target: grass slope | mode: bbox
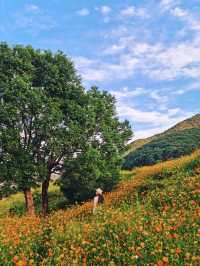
[0,151,200,265]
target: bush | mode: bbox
[60,147,121,203]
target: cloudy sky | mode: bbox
[0,0,200,139]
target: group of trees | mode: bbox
[123,127,200,170]
[0,43,132,216]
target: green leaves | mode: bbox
[0,43,133,213]
[61,88,132,203]
[0,43,85,198]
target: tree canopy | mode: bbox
[0,43,132,215]
[61,88,132,203]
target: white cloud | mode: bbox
[143,43,200,80]
[117,104,184,126]
[120,6,149,18]
[133,126,167,140]
[171,7,200,32]
[25,4,39,12]
[74,3,200,84]
[174,81,200,95]
[160,0,179,11]
[172,7,188,18]
[111,87,146,99]
[103,44,125,55]
[132,108,193,139]
[149,91,169,110]
[121,6,135,17]
[74,55,138,82]
[136,8,149,19]
[116,101,193,139]
[101,6,111,15]
[77,8,90,16]
[77,33,200,82]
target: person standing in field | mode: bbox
[93,188,104,214]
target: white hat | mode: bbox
[96,188,103,194]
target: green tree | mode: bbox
[61,87,132,203]
[0,43,87,215]
[0,43,132,215]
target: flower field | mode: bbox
[0,151,200,265]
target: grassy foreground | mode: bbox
[0,151,200,265]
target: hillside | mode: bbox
[0,150,200,265]
[123,114,200,169]
[126,113,200,155]
[123,127,200,169]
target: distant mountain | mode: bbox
[125,114,200,155]
[123,114,200,169]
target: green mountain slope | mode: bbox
[126,113,200,155]
[123,114,200,169]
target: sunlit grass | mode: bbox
[0,183,61,217]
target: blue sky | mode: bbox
[0,0,200,139]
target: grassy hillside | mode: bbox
[125,113,200,155]
[0,150,200,265]
[123,127,200,169]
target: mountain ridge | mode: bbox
[126,113,200,155]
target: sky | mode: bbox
[0,0,200,140]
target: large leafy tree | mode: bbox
[0,43,132,216]
[61,87,132,203]
[0,43,87,215]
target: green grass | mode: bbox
[0,183,67,217]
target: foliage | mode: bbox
[0,43,132,214]
[0,150,199,265]
[123,127,200,170]
[0,42,86,213]
[61,88,132,203]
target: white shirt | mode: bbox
[93,196,99,213]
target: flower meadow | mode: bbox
[0,151,200,265]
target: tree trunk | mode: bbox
[41,174,51,217]
[23,188,35,216]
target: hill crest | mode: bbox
[126,113,200,154]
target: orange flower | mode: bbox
[162,256,169,263]
[83,256,87,266]
[162,205,170,212]
[13,256,19,264]
[15,260,27,266]
[157,260,164,266]
[155,224,163,233]
[48,249,53,257]
[175,247,181,254]
[167,233,178,239]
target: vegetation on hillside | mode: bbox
[125,113,200,155]
[123,127,200,170]
[0,151,199,265]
